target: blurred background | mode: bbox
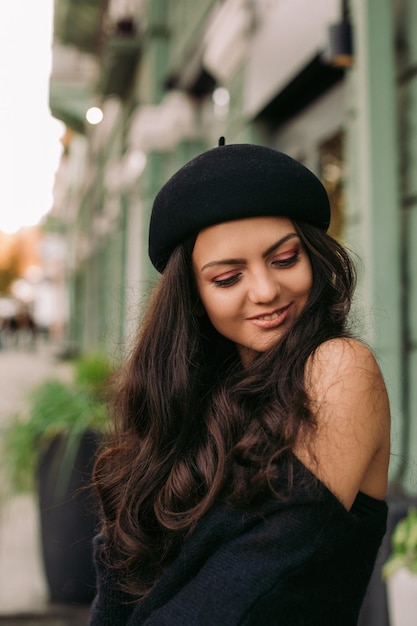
[0,0,416,624]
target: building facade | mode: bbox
[49,2,417,620]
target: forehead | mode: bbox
[192,216,297,258]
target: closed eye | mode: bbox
[271,253,300,268]
[212,273,242,287]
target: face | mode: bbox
[192,216,313,366]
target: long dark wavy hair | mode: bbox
[93,221,356,599]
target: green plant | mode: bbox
[383,508,417,579]
[73,352,114,395]
[2,353,113,493]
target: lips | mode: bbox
[247,304,292,329]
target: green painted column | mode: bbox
[399,0,417,496]
[139,150,169,287]
[348,0,403,484]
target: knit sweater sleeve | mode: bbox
[88,534,135,626]
[88,459,387,626]
[125,488,386,626]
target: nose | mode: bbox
[248,268,281,304]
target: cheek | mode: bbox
[304,272,313,295]
[296,261,313,295]
[286,265,312,312]
[199,289,238,327]
[201,293,228,320]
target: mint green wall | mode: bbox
[98,213,126,360]
[67,105,127,357]
[167,0,215,73]
[125,0,171,305]
[397,0,417,494]
[347,0,403,485]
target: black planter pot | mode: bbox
[37,430,100,604]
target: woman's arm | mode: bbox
[89,534,134,626]
[295,337,391,510]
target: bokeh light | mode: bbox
[86,107,104,125]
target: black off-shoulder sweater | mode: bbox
[89,458,387,626]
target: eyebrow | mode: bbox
[200,233,299,272]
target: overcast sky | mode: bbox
[0,1,64,234]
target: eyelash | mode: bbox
[272,253,300,268]
[212,253,301,288]
[213,274,242,288]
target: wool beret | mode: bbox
[149,142,330,272]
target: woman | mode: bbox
[90,142,390,625]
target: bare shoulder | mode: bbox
[307,338,388,407]
[296,338,391,509]
[309,336,383,377]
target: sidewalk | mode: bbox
[0,342,89,622]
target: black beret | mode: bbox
[149,142,330,272]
